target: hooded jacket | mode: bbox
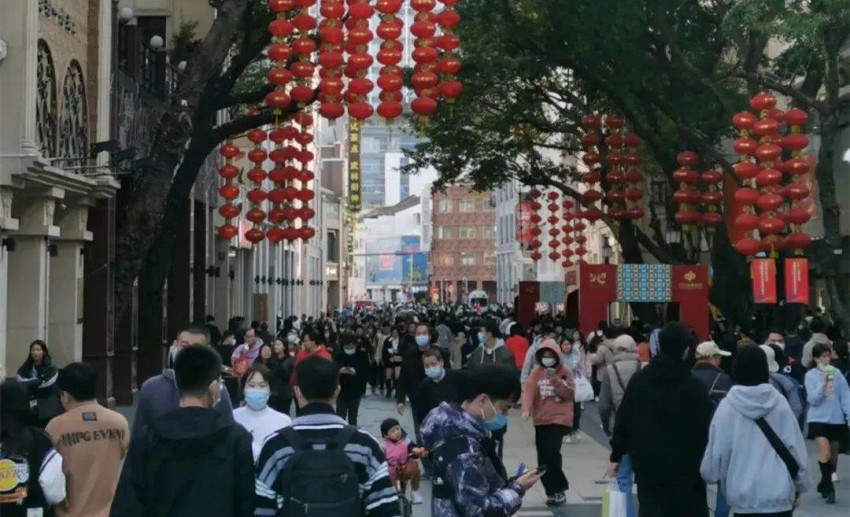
[610,355,713,486]
[467,338,516,372]
[110,407,254,517]
[700,384,809,515]
[521,340,574,427]
[606,343,642,411]
[421,402,523,517]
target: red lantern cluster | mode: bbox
[436,0,462,103]
[317,0,345,120]
[699,168,724,233]
[217,140,241,240]
[289,0,317,107]
[781,108,813,253]
[376,0,404,121]
[579,114,604,225]
[528,188,543,261]
[545,190,561,262]
[295,111,316,241]
[731,92,813,256]
[410,0,439,119]
[672,151,702,230]
[345,0,374,120]
[266,0,295,113]
[560,197,576,268]
[244,132,269,244]
[603,116,644,221]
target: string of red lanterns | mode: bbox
[295,111,316,241]
[317,0,345,120]
[410,0,439,118]
[546,190,561,262]
[672,151,702,245]
[699,167,724,240]
[436,0,462,102]
[561,197,575,268]
[345,0,374,120]
[580,114,604,227]
[528,188,543,261]
[375,0,404,121]
[781,108,813,253]
[217,140,241,240]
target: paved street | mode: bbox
[116,394,850,517]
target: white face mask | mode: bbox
[541,357,557,367]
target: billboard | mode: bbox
[365,236,427,284]
[348,119,361,212]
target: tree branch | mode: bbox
[217,84,273,109]
[735,71,825,112]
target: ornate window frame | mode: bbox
[58,60,88,162]
[36,39,58,157]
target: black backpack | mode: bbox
[277,426,362,517]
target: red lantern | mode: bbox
[218,224,238,240]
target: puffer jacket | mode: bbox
[591,340,615,382]
[521,340,575,427]
[421,403,523,517]
[607,350,642,410]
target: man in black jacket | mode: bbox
[691,341,734,405]
[111,346,254,517]
[608,322,713,517]
[395,323,432,414]
[411,348,462,427]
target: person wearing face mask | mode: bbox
[233,365,291,461]
[131,326,234,442]
[520,339,574,507]
[421,366,541,517]
[111,345,254,516]
[467,320,517,372]
[334,334,370,425]
[805,342,850,504]
[396,324,441,416]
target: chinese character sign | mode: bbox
[348,119,361,212]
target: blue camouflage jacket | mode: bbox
[421,402,523,517]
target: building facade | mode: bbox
[430,185,497,302]
[0,0,119,387]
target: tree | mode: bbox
[114,0,299,347]
[408,0,850,334]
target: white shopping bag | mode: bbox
[601,481,629,517]
[574,374,595,402]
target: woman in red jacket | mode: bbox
[505,322,530,370]
[521,338,575,507]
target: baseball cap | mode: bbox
[695,341,731,359]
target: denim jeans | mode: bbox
[617,454,637,517]
[714,486,729,517]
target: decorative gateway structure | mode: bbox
[216,0,464,249]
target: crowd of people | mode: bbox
[1,302,849,517]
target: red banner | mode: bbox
[578,263,617,337]
[671,265,710,340]
[517,281,540,329]
[784,258,809,304]
[724,175,746,245]
[516,202,535,246]
[752,258,777,304]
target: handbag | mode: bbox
[601,480,629,517]
[574,374,595,403]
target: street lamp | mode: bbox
[118,6,134,23]
[149,35,164,50]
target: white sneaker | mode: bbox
[832,472,839,483]
[412,491,423,504]
[563,434,574,444]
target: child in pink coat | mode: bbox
[521,338,575,507]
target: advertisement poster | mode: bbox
[751,258,777,304]
[784,258,810,304]
[365,236,427,284]
[516,201,534,247]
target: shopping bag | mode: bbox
[574,375,595,403]
[601,481,629,517]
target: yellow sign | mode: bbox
[348,119,362,213]
[0,458,28,502]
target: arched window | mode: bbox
[36,39,58,157]
[59,60,88,162]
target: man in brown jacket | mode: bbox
[46,363,129,517]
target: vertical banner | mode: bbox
[578,263,617,337]
[347,119,361,212]
[751,258,777,304]
[724,175,746,245]
[516,201,534,248]
[671,265,710,340]
[516,281,541,328]
[784,258,810,304]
